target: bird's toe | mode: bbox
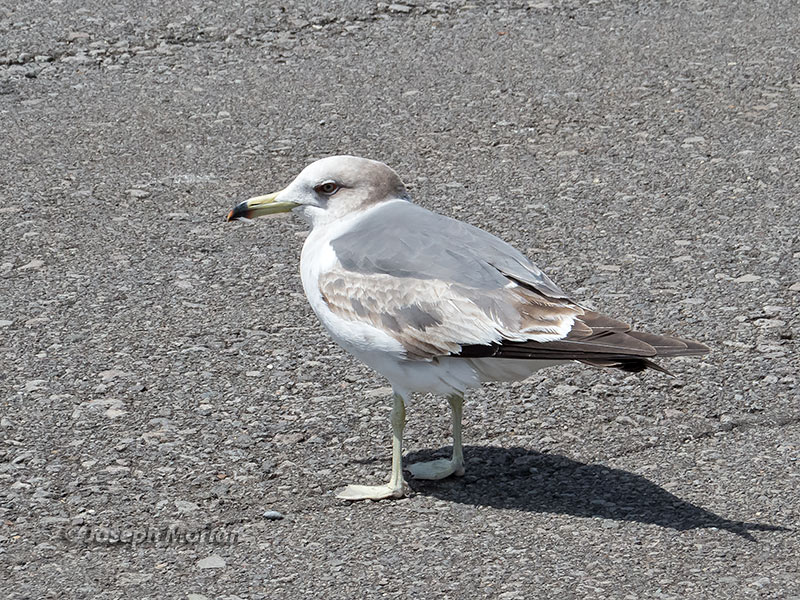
[336,483,405,501]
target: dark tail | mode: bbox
[457,311,709,375]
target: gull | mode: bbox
[226,156,709,501]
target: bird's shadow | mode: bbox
[405,445,788,541]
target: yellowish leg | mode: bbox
[337,391,407,500]
[408,393,466,480]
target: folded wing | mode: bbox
[322,201,709,370]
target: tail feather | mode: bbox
[456,311,709,375]
[578,357,674,375]
[628,330,710,356]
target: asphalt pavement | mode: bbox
[1,1,798,598]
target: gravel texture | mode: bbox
[1,1,798,598]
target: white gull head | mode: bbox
[256,155,411,229]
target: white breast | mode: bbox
[300,208,408,359]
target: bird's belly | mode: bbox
[336,353,564,398]
[356,353,483,397]
[464,357,565,382]
[304,302,472,396]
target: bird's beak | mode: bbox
[226,190,298,221]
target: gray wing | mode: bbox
[322,201,583,359]
[329,201,568,299]
[323,202,709,368]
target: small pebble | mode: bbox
[734,274,760,283]
[197,555,226,569]
[175,500,200,513]
[19,259,44,271]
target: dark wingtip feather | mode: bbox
[682,339,711,354]
[636,359,674,376]
[628,331,710,357]
[579,358,675,376]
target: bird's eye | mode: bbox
[315,181,339,195]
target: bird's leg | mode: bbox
[336,392,407,501]
[449,393,465,475]
[408,393,466,480]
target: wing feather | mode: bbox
[318,268,582,360]
[320,201,709,370]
